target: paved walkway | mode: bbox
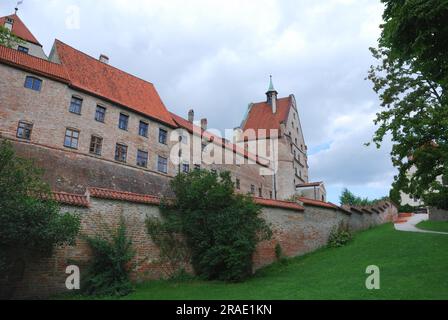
[394,214,448,235]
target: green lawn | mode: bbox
[69,224,448,300]
[417,220,448,233]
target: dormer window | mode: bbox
[6,17,14,24]
[18,46,29,54]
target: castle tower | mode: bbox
[266,76,278,114]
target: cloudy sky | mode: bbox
[1,0,396,203]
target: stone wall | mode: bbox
[9,192,397,299]
[429,207,448,221]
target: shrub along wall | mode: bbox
[11,188,397,299]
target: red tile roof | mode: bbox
[52,192,89,207]
[298,197,338,210]
[254,197,304,212]
[242,96,292,139]
[170,112,269,167]
[88,187,162,205]
[54,40,176,127]
[0,14,41,46]
[0,45,69,82]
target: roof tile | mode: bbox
[0,45,69,82]
[54,40,176,127]
[254,197,304,212]
[298,197,338,210]
[52,192,89,207]
[242,97,292,138]
[88,187,162,205]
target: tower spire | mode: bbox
[268,75,276,92]
[266,75,278,114]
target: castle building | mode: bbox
[237,76,313,200]
[0,13,324,201]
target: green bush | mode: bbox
[150,170,272,282]
[0,141,80,299]
[328,223,353,248]
[82,218,135,297]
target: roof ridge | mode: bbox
[88,187,160,198]
[252,96,291,106]
[55,39,156,87]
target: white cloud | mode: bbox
[1,0,395,201]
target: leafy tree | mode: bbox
[339,188,384,207]
[368,0,448,209]
[151,170,272,282]
[0,141,80,298]
[0,25,24,48]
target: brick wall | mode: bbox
[8,193,397,299]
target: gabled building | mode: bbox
[0,13,46,59]
[236,77,324,200]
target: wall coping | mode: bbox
[50,188,305,212]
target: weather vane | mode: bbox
[15,0,24,14]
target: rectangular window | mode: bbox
[159,128,168,145]
[115,144,128,163]
[137,150,148,168]
[16,121,33,140]
[139,121,149,138]
[157,156,168,173]
[89,136,103,156]
[69,96,83,115]
[18,46,29,54]
[95,106,106,123]
[236,179,241,190]
[64,128,79,149]
[182,163,190,173]
[24,76,42,91]
[119,113,129,131]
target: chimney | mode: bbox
[99,54,109,64]
[188,109,195,123]
[233,127,243,143]
[271,96,277,114]
[201,118,208,131]
[4,17,13,31]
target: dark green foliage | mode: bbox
[0,141,80,297]
[82,218,135,297]
[152,170,272,282]
[381,0,448,90]
[339,188,386,206]
[328,223,352,248]
[368,1,448,209]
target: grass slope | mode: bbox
[417,221,448,233]
[69,224,448,300]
